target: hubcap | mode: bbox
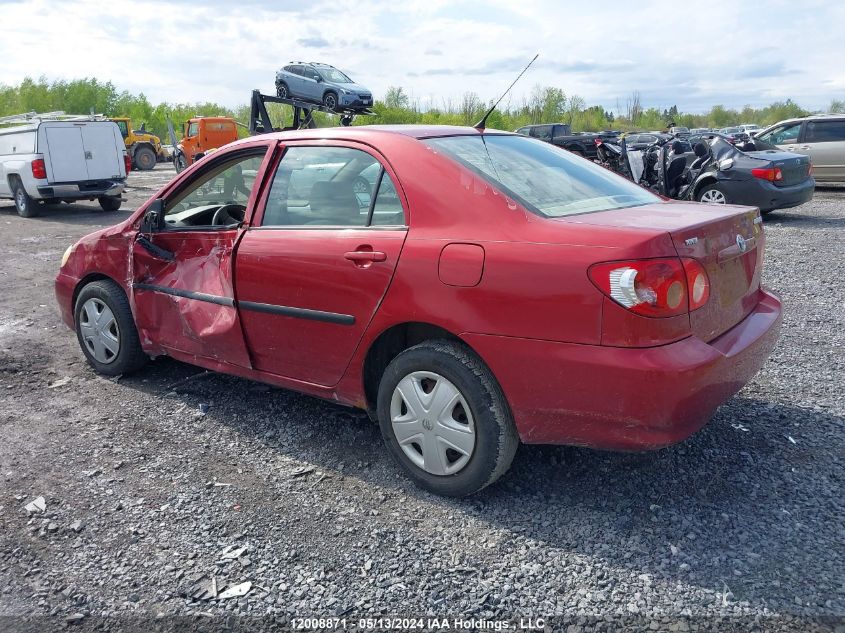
[326,95,336,109]
[79,298,120,364]
[700,189,726,204]
[390,371,476,476]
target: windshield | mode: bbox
[318,68,352,83]
[424,134,660,218]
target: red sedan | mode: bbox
[55,126,782,496]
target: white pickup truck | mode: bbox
[0,117,129,217]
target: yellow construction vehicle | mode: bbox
[110,118,165,171]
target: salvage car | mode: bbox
[56,126,782,496]
[275,62,373,113]
[677,134,814,212]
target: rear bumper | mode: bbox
[37,180,124,200]
[463,289,782,450]
[722,177,814,212]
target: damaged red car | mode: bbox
[56,126,782,496]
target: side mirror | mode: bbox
[141,198,164,233]
[718,158,734,171]
[314,75,322,82]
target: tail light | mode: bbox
[751,166,783,182]
[31,158,46,179]
[682,258,710,311]
[123,153,132,174]
[594,138,602,146]
[588,257,710,317]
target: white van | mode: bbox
[0,116,128,217]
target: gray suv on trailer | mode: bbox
[275,63,373,113]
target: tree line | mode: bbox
[2,76,843,140]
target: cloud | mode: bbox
[297,36,331,48]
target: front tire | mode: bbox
[323,91,338,111]
[12,179,39,218]
[377,340,518,497]
[174,152,187,173]
[75,280,147,376]
[134,146,156,171]
[98,196,121,212]
[697,183,729,205]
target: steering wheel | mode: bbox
[212,204,245,227]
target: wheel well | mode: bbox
[324,89,338,100]
[693,176,718,198]
[362,322,463,416]
[72,273,119,313]
[7,173,21,189]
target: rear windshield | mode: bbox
[424,134,659,217]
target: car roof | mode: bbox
[227,125,511,147]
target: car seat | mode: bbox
[688,142,710,172]
[665,154,688,197]
[308,180,362,225]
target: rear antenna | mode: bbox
[474,53,539,131]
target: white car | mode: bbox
[0,114,128,217]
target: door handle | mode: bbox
[345,250,386,263]
[799,146,810,150]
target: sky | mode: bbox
[0,0,843,115]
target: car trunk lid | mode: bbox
[562,202,765,341]
[746,150,812,186]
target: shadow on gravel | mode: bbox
[108,356,843,614]
[0,202,133,227]
[764,209,844,228]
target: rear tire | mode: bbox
[376,340,518,497]
[134,146,156,171]
[697,183,729,205]
[74,280,148,376]
[98,196,122,212]
[276,82,289,99]
[12,178,39,218]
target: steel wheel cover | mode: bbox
[79,298,120,364]
[700,189,727,204]
[390,371,476,476]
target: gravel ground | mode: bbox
[0,165,842,632]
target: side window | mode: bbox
[370,172,405,226]
[262,146,405,228]
[263,146,377,226]
[533,126,553,141]
[116,121,128,137]
[186,122,199,137]
[164,152,265,228]
[805,121,845,143]
[761,123,800,144]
